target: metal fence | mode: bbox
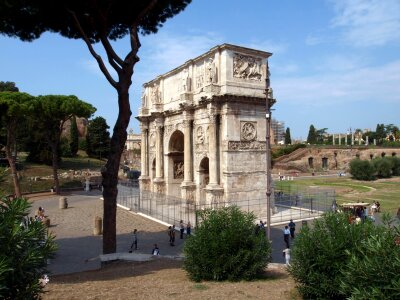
[117,180,335,228]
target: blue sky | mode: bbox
[1,0,399,140]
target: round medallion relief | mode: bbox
[241,122,256,141]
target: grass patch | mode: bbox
[275,176,400,214]
[0,155,104,195]
[193,283,208,290]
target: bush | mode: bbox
[349,158,375,180]
[289,212,376,299]
[389,156,400,176]
[372,157,392,178]
[339,216,400,300]
[183,206,271,281]
[0,197,57,299]
[272,144,306,160]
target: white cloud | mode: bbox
[139,31,224,77]
[247,40,288,55]
[314,54,368,72]
[331,0,400,46]
[274,60,400,105]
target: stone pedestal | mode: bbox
[180,182,197,204]
[139,176,151,191]
[153,178,165,194]
[59,197,68,209]
[205,185,224,207]
[93,216,102,235]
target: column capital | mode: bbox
[154,117,164,129]
[140,123,149,131]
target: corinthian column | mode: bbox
[183,118,193,183]
[140,123,149,177]
[155,118,164,179]
[208,107,219,186]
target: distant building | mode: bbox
[125,129,141,151]
[271,119,285,145]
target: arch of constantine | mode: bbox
[137,44,273,207]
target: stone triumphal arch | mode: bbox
[137,44,273,207]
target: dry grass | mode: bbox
[43,259,300,300]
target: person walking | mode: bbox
[282,247,291,266]
[129,229,138,252]
[288,219,296,239]
[168,225,175,246]
[283,226,290,248]
[186,221,192,236]
[179,220,185,239]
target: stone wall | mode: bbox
[274,147,400,172]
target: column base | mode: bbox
[139,176,151,191]
[205,185,224,208]
[153,178,165,194]
[180,181,197,204]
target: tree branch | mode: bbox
[68,9,118,89]
[125,0,158,65]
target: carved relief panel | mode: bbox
[233,53,262,81]
[151,83,161,104]
[195,64,204,89]
[240,121,257,141]
[174,161,184,179]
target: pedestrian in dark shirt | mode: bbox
[288,219,296,239]
[129,229,138,252]
[179,220,185,239]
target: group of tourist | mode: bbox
[282,219,296,266]
[128,220,192,254]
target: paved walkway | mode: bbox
[29,191,307,276]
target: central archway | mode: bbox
[167,130,184,198]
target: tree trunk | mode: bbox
[50,141,60,194]
[102,87,131,254]
[6,123,22,197]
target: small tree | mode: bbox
[349,158,375,180]
[289,212,376,299]
[30,95,96,193]
[389,156,400,176]
[0,197,57,299]
[86,117,111,160]
[339,216,400,300]
[184,206,271,282]
[0,81,19,92]
[0,92,35,197]
[285,127,292,145]
[307,125,317,144]
[69,116,79,156]
[372,157,392,178]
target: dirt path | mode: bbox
[43,259,299,300]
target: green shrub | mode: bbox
[349,158,375,180]
[183,206,271,281]
[272,144,306,160]
[0,197,57,299]
[389,156,400,176]
[289,212,376,299]
[372,157,392,178]
[339,216,400,300]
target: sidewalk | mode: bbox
[30,191,301,275]
[29,191,186,275]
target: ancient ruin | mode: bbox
[137,44,273,207]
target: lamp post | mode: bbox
[265,82,276,241]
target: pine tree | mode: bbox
[285,127,292,145]
[307,125,317,144]
[69,116,79,156]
